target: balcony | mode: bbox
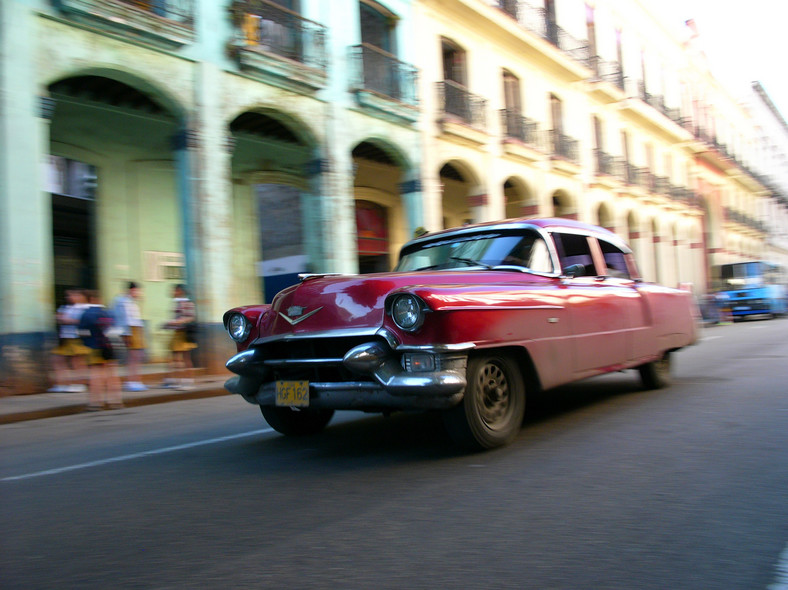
[348,44,419,124]
[594,149,616,176]
[501,110,542,146]
[437,80,487,129]
[509,2,589,67]
[228,0,327,93]
[53,0,195,48]
[549,130,580,167]
[724,207,766,233]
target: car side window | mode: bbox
[599,239,631,279]
[503,232,554,273]
[552,232,595,276]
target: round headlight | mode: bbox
[392,294,424,331]
[227,313,251,342]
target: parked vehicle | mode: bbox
[223,218,698,450]
[712,261,788,320]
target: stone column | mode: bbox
[186,62,237,372]
[399,177,423,238]
[0,0,56,393]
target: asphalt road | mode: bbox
[2,319,788,589]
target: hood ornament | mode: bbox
[279,306,323,326]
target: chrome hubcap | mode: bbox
[476,362,510,427]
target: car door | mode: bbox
[551,231,644,376]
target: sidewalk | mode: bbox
[0,369,232,425]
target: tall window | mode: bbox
[442,38,466,86]
[550,94,564,155]
[359,1,399,98]
[360,1,395,53]
[622,130,631,182]
[545,0,558,46]
[503,70,521,113]
[586,4,598,75]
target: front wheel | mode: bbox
[261,406,335,436]
[442,353,526,451]
[638,352,672,389]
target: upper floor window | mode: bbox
[442,38,467,86]
[360,0,396,54]
[503,70,521,113]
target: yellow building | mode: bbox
[413,0,769,291]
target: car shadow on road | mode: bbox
[218,371,651,472]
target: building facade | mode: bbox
[0,0,778,393]
[747,82,788,271]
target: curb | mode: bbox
[0,388,230,425]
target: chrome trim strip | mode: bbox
[263,358,343,367]
[250,326,380,346]
[394,343,476,352]
[424,304,564,312]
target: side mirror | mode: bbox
[562,263,586,278]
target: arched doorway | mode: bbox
[228,110,316,302]
[352,140,409,273]
[597,202,615,232]
[503,176,535,219]
[552,190,576,219]
[47,73,182,361]
[440,160,479,229]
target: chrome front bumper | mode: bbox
[224,340,469,411]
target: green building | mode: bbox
[0,0,422,393]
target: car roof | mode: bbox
[405,217,629,251]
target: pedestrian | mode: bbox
[48,289,90,393]
[163,284,198,390]
[79,290,123,410]
[112,281,147,392]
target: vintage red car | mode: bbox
[223,218,698,450]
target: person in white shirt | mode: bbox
[112,282,147,392]
[49,289,90,393]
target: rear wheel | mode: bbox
[260,406,335,436]
[638,352,672,389]
[442,353,526,451]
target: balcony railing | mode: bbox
[594,149,618,176]
[507,1,589,66]
[349,44,418,106]
[549,130,580,164]
[54,0,195,46]
[724,207,766,233]
[437,80,487,129]
[595,57,625,91]
[229,0,327,72]
[115,0,193,23]
[501,109,543,148]
[498,0,518,19]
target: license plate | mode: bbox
[276,380,309,407]
[734,306,750,311]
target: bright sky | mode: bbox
[656,0,788,121]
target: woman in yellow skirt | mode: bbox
[49,289,91,393]
[164,284,198,390]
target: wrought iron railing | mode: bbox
[595,57,624,91]
[115,0,194,24]
[349,44,418,106]
[594,149,615,176]
[654,176,671,195]
[500,109,543,147]
[509,1,589,66]
[724,207,766,232]
[229,0,327,71]
[498,0,518,19]
[437,80,487,129]
[549,130,580,164]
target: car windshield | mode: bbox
[396,229,554,273]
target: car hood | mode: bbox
[267,270,554,336]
